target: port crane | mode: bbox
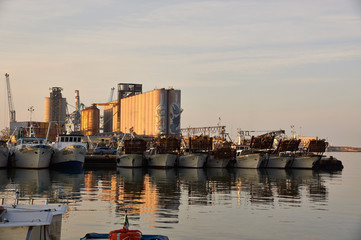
[5,73,16,123]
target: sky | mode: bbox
[0,0,360,146]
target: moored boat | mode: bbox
[234,151,266,168]
[234,135,273,168]
[11,137,53,169]
[80,210,169,240]
[288,139,326,169]
[51,133,87,169]
[206,138,235,168]
[263,138,300,169]
[147,136,180,168]
[116,137,147,168]
[0,203,67,240]
[178,135,211,168]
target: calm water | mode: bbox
[0,152,360,240]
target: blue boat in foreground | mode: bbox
[80,211,169,240]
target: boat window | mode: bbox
[77,137,81,142]
[69,137,73,142]
[61,137,64,142]
[65,137,69,142]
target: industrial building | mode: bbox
[81,83,181,137]
[9,87,67,142]
[44,87,67,124]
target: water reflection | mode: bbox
[0,167,339,229]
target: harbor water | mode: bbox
[0,152,360,240]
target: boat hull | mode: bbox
[148,154,177,168]
[206,156,230,168]
[116,154,144,168]
[264,154,293,169]
[234,153,264,168]
[289,155,321,169]
[0,146,9,168]
[0,204,66,240]
[178,153,207,168]
[13,145,52,169]
[51,145,86,169]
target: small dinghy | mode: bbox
[80,211,169,240]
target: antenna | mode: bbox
[28,106,34,122]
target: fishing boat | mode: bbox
[0,140,9,168]
[263,138,300,169]
[178,135,211,168]
[10,132,53,169]
[233,135,273,168]
[234,150,267,168]
[0,203,67,240]
[80,211,169,240]
[9,125,53,169]
[116,137,147,168]
[288,139,326,169]
[147,136,180,168]
[206,138,235,168]
[51,133,87,169]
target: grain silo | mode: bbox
[116,88,181,136]
[44,87,67,123]
[81,104,100,136]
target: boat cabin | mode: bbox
[16,137,47,146]
[57,135,84,143]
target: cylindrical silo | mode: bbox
[81,105,100,136]
[167,89,181,135]
[44,87,67,124]
[44,97,51,122]
[154,89,167,136]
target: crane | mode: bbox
[5,73,16,123]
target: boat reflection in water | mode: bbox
[0,165,338,238]
[0,169,9,189]
[9,169,51,195]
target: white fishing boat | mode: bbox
[233,134,274,168]
[289,154,321,169]
[263,139,300,169]
[116,137,146,168]
[178,135,211,168]
[117,153,145,168]
[205,139,234,168]
[234,150,266,168]
[51,133,87,169]
[148,153,178,168]
[206,154,230,168]
[264,153,293,168]
[11,137,53,169]
[147,136,180,168]
[288,139,326,169]
[0,203,67,240]
[178,152,208,168]
[0,140,9,168]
